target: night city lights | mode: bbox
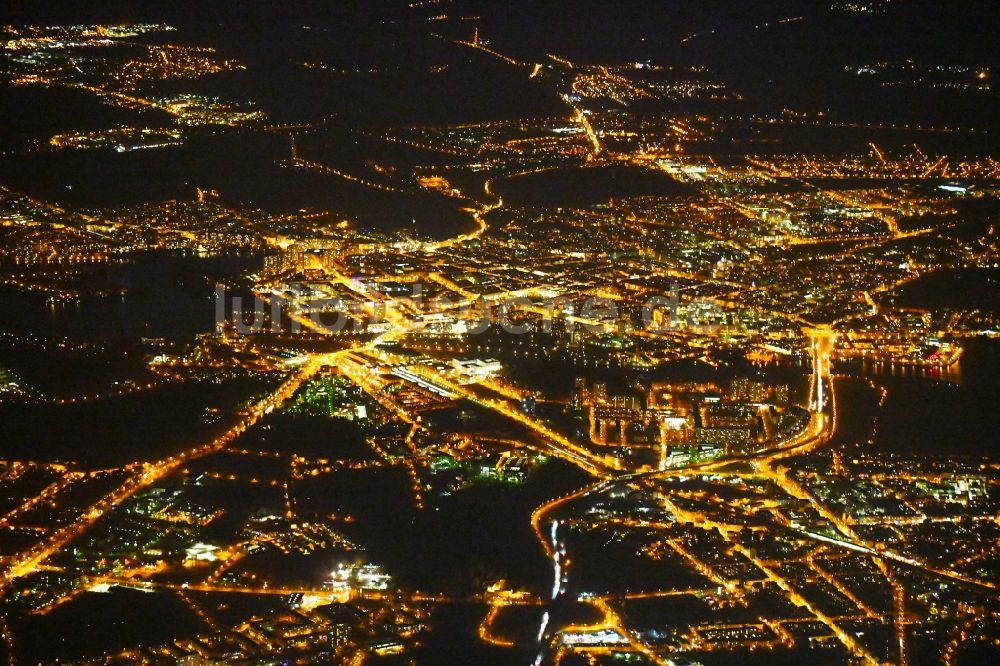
[0,2,997,665]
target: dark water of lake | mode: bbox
[831,338,1000,456]
[0,252,259,343]
[494,165,696,209]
